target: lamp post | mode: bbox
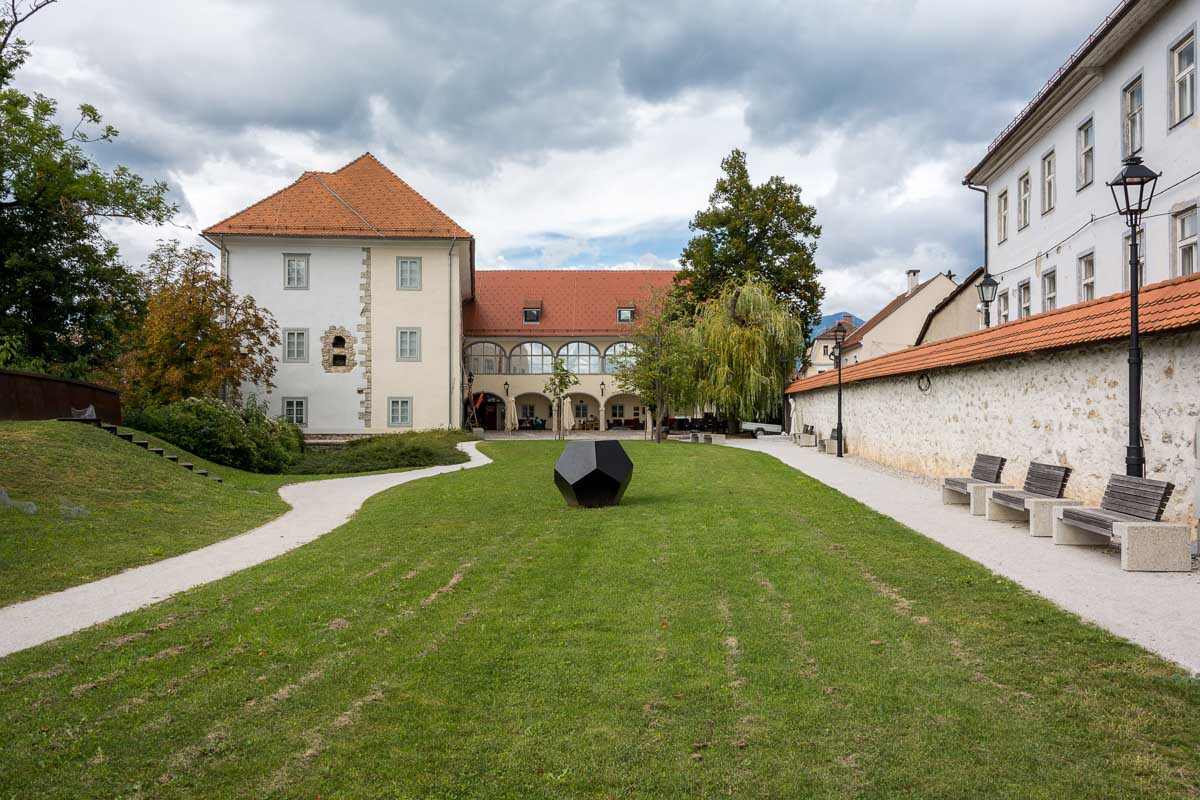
[832,321,846,458]
[1107,154,1160,478]
[976,272,999,328]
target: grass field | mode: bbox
[1,441,1197,798]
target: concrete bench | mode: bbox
[1053,474,1188,571]
[985,462,1079,537]
[793,425,817,447]
[942,454,1006,515]
[819,428,846,455]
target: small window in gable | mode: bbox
[617,307,634,323]
[523,307,542,323]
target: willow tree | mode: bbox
[692,279,803,429]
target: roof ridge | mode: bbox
[310,172,382,236]
[342,152,470,237]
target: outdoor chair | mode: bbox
[1053,474,1189,571]
[942,454,1007,514]
[984,462,1077,536]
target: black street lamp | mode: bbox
[976,272,1000,328]
[503,381,510,397]
[832,321,847,458]
[1107,154,1160,478]
[600,381,606,397]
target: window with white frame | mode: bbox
[997,190,1009,242]
[1124,77,1144,154]
[1079,253,1096,301]
[559,341,602,374]
[604,341,635,374]
[1077,118,1094,189]
[283,329,308,362]
[1124,227,1146,288]
[282,397,307,426]
[1172,34,1195,126]
[1042,270,1057,311]
[998,290,1010,323]
[1177,207,1197,276]
[396,257,421,290]
[610,403,625,419]
[519,402,536,419]
[1018,280,1032,318]
[510,342,553,374]
[1041,151,1056,213]
[396,328,421,361]
[573,400,588,419]
[465,342,505,374]
[284,254,309,289]
[616,307,635,323]
[388,397,412,427]
[1017,172,1031,229]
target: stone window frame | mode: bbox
[1077,250,1096,302]
[1040,148,1056,215]
[1168,26,1196,131]
[387,396,413,427]
[1169,199,1198,277]
[396,257,422,290]
[1017,279,1032,319]
[996,189,1009,243]
[320,326,357,374]
[1121,70,1144,156]
[1017,171,1032,231]
[1076,114,1095,191]
[396,327,421,362]
[997,289,1010,323]
[282,396,308,427]
[283,253,310,290]
[1041,269,1057,312]
[283,328,309,363]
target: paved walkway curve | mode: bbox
[729,439,1200,674]
[0,441,492,659]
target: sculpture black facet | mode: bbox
[553,440,634,508]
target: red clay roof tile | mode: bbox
[787,272,1200,394]
[463,270,677,337]
[203,153,471,239]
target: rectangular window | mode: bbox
[1017,172,1031,229]
[1041,151,1056,213]
[282,397,307,427]
[1079,253,1096,301]
[1077,118,1094,189]
[396,328,421,361]
[519,403,535,419]
[1177,207,1197,276]
[523,307,541,323]
[998,291,1010,323]
[1124,227,1146,288]
[284,254,309,289]
[1018,280,1032,319]
[616,307,634,323]
[1172,34,1195,126]
[573,401,588,419]
[396,257,422,290]
[997,190,1009,242]
[283,329,308,362]
[388,397,412,427]
[822,344,829,356]
[1042,270,1057,311]
[1124,77,1144,155]
[610,403,625,419]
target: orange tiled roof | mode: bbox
[787,272,1200,394]
[203,153,471,239]
[463,270,677,337]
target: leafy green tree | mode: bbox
[1,2,175,376]
[117,241,279,408]
[691,278,803,429]
[675,149,824,341]
[542,356,578,440]
[612,289,699,442]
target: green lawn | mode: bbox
[1,441,1197,798]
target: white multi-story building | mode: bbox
[965,0,1198,319]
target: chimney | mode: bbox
[906,269,920,295]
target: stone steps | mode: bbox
[82,419,226,485]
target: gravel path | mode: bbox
[0,442,492,658]
[729,438,1200,673]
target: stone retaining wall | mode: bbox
[790,329,1200,524]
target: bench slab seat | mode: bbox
[983,463,1076,535]
[942,455,1007,513]
[1053,474,1188,571]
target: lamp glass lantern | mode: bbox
[1107,155,1160,226]
[503,381,510,397]
[976,273,999,305]
[600,381,606,397]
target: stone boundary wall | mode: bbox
[791,329,1200,524]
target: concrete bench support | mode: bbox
[967,482,1006,515]
[1052,507,1191,572]
[793,433,817,447]
[941,486,970,506]
[985,490,1083,537]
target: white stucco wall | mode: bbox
[224,237,366,434]
[791,330,1200,524]
[982,0,1200,314]
[844,274,958,364]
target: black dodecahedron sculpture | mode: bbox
[553,440,634,508]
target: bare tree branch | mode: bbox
[0,0,57,63]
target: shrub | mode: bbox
[127,397,302,473]
[286,429,474,475]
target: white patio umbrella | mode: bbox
[504,395,518,432]
[561,397,576,434]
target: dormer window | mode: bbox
[523,307,541,324]
[616,307,634,323]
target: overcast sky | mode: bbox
[16,0,1114,317]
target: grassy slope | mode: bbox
[0,422,303,606]
[0,441,1197,798]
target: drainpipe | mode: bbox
[447,237,457,428]
[963,180,989,324]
